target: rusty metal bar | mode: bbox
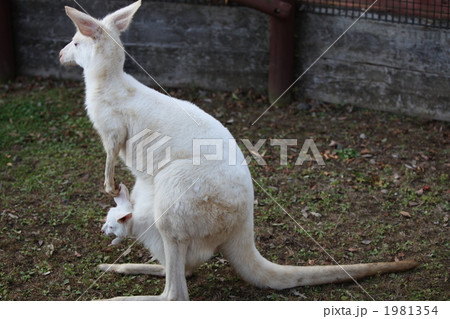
[233,0,295,105]
[234,0,294,18]
[268,0,295,105]
[0,0,15,82]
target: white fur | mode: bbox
[101,183,133,245]
[61,1,418,301]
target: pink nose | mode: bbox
[59,50,63,59]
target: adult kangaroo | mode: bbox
[59,0,418,300]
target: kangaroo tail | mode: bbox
[221,227,418,289]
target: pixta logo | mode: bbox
[193,138,325,166]
[125,129,172,176]
[125,129,324,176]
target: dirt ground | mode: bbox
[0,77,448,300]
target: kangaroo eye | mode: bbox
[74,42,79,47]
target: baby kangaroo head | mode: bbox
[101,183,133,238]
[59,0,141,69]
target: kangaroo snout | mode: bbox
[59,42,77,66]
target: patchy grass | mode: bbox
[0,77,448,301]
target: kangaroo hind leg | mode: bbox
[106,238,190,301]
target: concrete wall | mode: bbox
[11,0,270,90]
[10,0,450,121]
[295,13,450,121]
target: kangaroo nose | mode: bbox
[59,50,63,59]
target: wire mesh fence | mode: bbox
[297,0,450,29]
[146,1,450,29]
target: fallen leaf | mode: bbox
[74,251,82,258]
[361,240,372,245]
[123,247,131,256]
[45,244,55,257]
[310,211,322,218]
[285,247,295,257]
[400,211,412,218]
[348,248,358,252]
[322,150,339,160]
[291,290,307,299]
[329,140,338,147]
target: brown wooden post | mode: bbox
[0,0,15,82]
[233,0,295,105]
[268,0,295,105]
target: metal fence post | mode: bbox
[0,0,15,82]
[234,0,295,106]
[268,0,295,106]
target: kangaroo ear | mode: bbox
[65,6,101,38]
[114,183,131,206]
[102,0,141,32]
[117,212,132,224]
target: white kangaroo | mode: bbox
[60,0,418,301]
[101,183,133,246]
